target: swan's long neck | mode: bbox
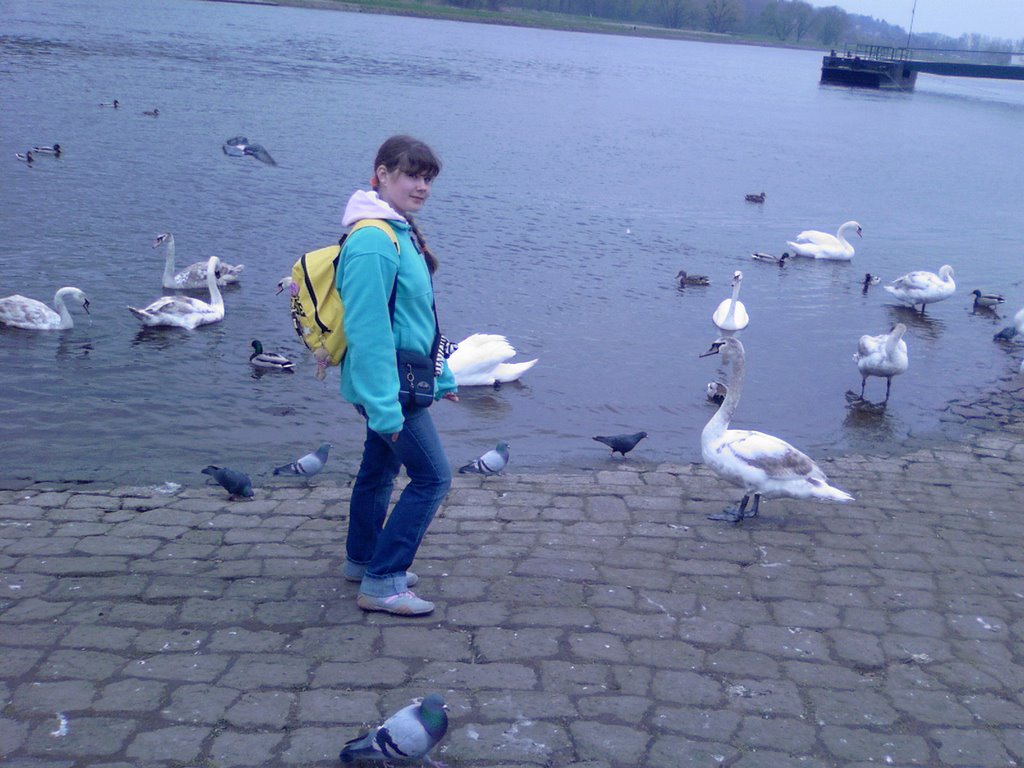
[161,238,176,285]
[885,330,903,355]
[53,289,74,330]
[703,350,744,442]
[207,263,223,307]
[724,280,741,321]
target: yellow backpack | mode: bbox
[289,218,399,380]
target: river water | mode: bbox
[2,0,1022,485]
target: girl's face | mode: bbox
[376,166,433,215]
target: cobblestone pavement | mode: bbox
[2,430,1024,768]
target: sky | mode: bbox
[809,1,1024,41]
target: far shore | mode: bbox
[203,0,827,52]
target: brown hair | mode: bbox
[372,135,441,273]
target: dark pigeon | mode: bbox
[201,465,253,500]
[593,431,648,456]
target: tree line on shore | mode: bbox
[441,0,1024,54]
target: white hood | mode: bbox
[341,189,406,227]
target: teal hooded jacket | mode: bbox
[336,206,456,435]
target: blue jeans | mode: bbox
[346,405,451,597]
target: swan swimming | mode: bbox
[884,265,955,314]
[712,270,749,331]
[154,232,244,289]
[700,337,854,523]
[853,323,908,402]
[787,220,862,260]
[0,287,90,330]
[128,256,225,329]
[447,334,537,387]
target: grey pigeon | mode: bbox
[458,441,509,475]
[339,692,448,766]
[273,442,331,477]
[593,431,647,456]
[201,465,253,500]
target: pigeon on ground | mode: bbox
[273,442,331,477]
[339,693,448,766]
[201,465,254,500]
[458,441,510,475]
[593,431,648,456]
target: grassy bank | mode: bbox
[216,0,825,50]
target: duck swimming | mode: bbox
[745,192,765,204]
[712,270,749,331]
[142,108,160,117]
[971,290,1005,309]
[787,220,862,260]
[884,265,955,314]
[853,323,908,403]
[128,255,225,329]
[751,251,788,265]
[706,380,727,404]
[100,100,119,108]
[700,337,854,523]
[32,144,61,157]
[676,270,710,287]
[862,273,881,294]
[250,340,295,371]
[15,151,33,164]
[0,287,90,330]
[154,232,244,289]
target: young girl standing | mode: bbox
[337,135,458,616]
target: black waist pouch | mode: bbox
[396,349,435,408]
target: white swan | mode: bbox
[700,336,854,522]
[128,256,225,329]
[447,334,537,387]
[787,220,862,260]
[712,270,749,331]
[0,287,90,330]
[154,233,244,289]
[853,323,908,402]
[884,265,955,314]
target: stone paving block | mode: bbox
[820,726,930,764]
[12,681,97,713]
[123,652,230,683]
[219,654,312,689]
[209,731,285,768]
[92,679,166,712]
[0,717,30,758]
[571,720,649,764]
[225,689,295,727]
[474,627,561,661]
[742,625,831,661]
[124,725,206,763]
[807,688,898,727]
[279,726,344,765]
[162,684,240,723]
[737,715,817,752]
[296,688,378,724]
[24,717,135,758]
[417,661,536,690]
[37,650,125,681]
[311,657,408,688]
[645,734,738,768]
[932,727,1013,766]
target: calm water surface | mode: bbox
[2,0,1022,485]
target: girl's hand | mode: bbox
[443,392,459,402]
